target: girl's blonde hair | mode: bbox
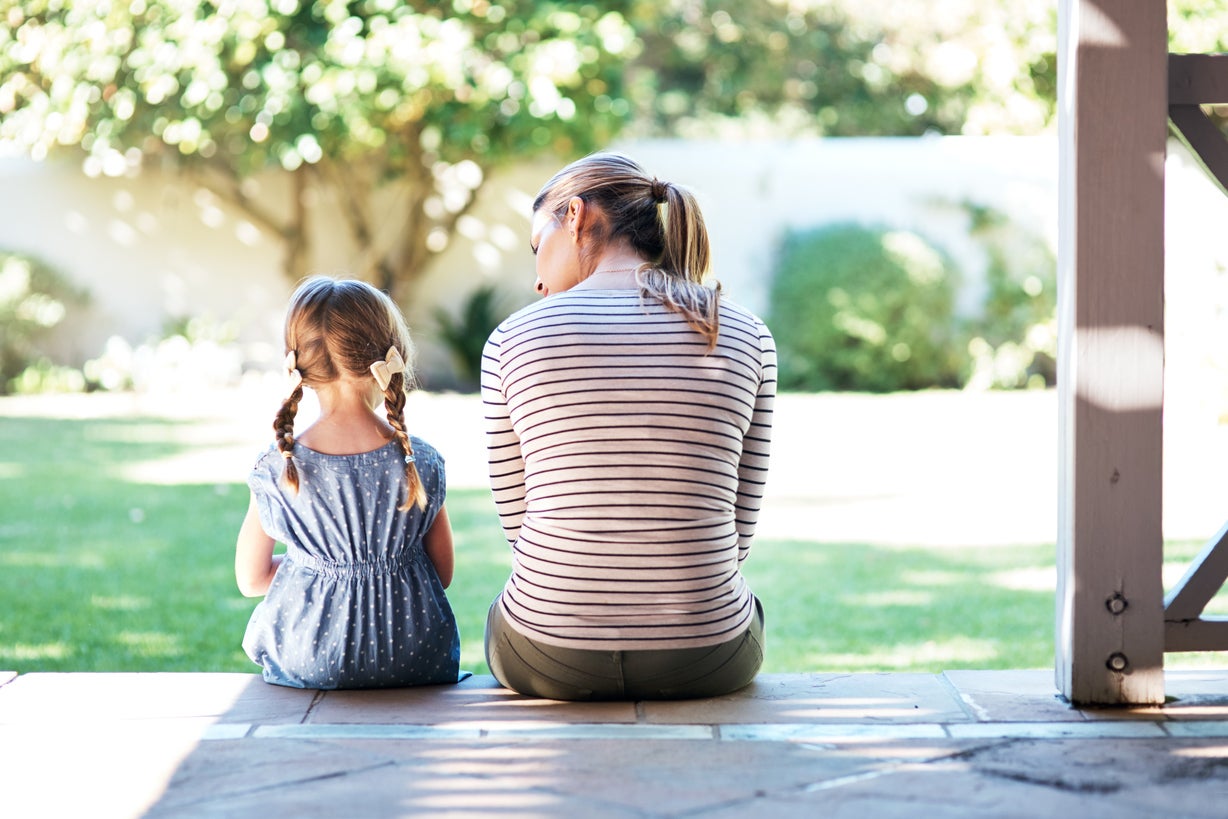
[534,152,721,348]
[276,276,426,510]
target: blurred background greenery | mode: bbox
[2,1,1228,675]
[1,1,1225,394]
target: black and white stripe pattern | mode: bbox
[481,288,776,650]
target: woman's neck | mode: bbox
[576,249,649,290]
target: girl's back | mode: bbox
[242,437,460,689]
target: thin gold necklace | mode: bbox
[590,265,642,276]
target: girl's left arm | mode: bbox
[235,493,282,597]
[424,504,455,588]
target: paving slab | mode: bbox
[1094,669,1228,721]
[941,669,1081,722]
[308,673,638,724]
[2,719,215,819]
[147,736,925,818]
[0,671,312,725]
[641,672,974,725]
[5,669,1228,818]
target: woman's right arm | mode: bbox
[481,331,528,546]
[235,493,282,597]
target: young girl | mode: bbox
[235,276,461,689]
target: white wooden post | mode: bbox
[1055,0,1167,705]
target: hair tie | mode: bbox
[285,351,303,395]
[370,346,406,391]
[650,178,668,203]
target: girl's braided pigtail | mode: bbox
[384,371,426,511]
[276,353,304,493]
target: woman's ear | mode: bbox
[566,197,587,240]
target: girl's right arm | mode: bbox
[235,492,283,597]
[424,504,455,588]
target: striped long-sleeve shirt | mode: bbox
[480,283,776,650]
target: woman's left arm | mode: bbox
[235,493,282,597]
[734,323,778,562]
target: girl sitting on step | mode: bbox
[235,276,462,689]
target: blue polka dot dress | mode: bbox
[241,436,461,689]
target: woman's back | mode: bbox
[483,283,776,650]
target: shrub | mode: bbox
[0,251,89,395]
[962,203,1057,390]
[768,223,970,392]
[433,284,519,391]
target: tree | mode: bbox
[7,0,1143,305]
[621,0,1056,139]
[0,0,638,301]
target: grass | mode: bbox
[1,412,1223,676]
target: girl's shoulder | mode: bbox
[407,435,444,472]
[251,442,281,470]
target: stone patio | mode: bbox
[4,669,1228,817]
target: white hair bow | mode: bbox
[370,347,405,391]
[285,351,303,394]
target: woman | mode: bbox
[480,152,776,700]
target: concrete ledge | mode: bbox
[4,670,1228,818]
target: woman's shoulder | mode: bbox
[717,296,764,324]
[719,297,773,338]
[494,289,639,331]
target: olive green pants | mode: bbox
[484,598,765,701]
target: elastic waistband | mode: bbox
[290,551,422,579]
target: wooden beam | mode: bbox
[1055,0,1167,705]
[1166,618,1228,653]
[1164,520,1228,621]
[1169,106,1228,198]
[1169,53,1228,105]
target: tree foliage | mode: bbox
[623,0,1053,138]
[1,0,639,299]
[17,0,1205,303]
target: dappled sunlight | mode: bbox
[403,789,566,812]
[810,741,967,761]
[396,745,575,812]
[453,697,592,710]
[91,595,148,611]
[418,744,568,769]
[1158,703,1228,718]
[811,637,1001,671]
[0,463,22,479]
[0,642,69,661]
[900,570,964,587]
[841,590,935,607]
[1172,745,1228,758]
[1,550,104,569]
[988,565,1056,591]
[768,696,951,721]
[117,631,182,658]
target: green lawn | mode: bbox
[0,413,1221,676]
